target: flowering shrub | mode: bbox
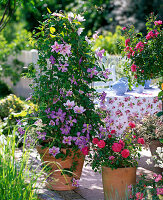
[134,114,163,145]
[128,173,163,200]
[90,123,144,171]
[122,14,163,85]
[25,10,108,181]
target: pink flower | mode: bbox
[112,143,122,152]
[111,130,116,134]
[146,30,159,40]
[81,146,89,155]
[60,44,71,56]
[73,106,86,114]
[72,178,79,187]
[77,28,84,36]
[121,149,130,158]
[79,90,84,94]
[96,49,105,60]
[125,38,130,46]
[154,20,162,26]
[85,36,92,44]
[156,188,163,195]
[155,174,162,182]
[119,139,125,148]
[135,41,144,52]
[109,156,115,160]
[66,90,73,96]
[62,136,72,145]
[131,64,137,72]
[93,31,99,40]
[122,27,126,30]
[49,146,60,157]
[137,138,145,145]
[92,138,99,145]
[135,192,144,199]
[63,100,75,109]
[76,14,85,22]
[129,122,135,128]
[97,140,106,148]
[87,67,98,78]
[51,41,63,53]
[58,62,69,72]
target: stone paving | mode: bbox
[16,148,162,200]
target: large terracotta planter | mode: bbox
[37,146,85,190]
[102,166,136,200]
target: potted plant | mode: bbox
[90,122,144,200]
[25,10,108,190]
[121,14,163,87]
[134,114,163,155]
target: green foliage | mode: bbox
[0,80,13,98]
[93,26,125,55]
[0,132,39,200]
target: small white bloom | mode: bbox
[156,147,162,154]
[76,14,85,22]
[77,28,84,36]
[146,159,152,165]
[85,36,92,44]
[68,12,74,22]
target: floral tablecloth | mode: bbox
[104,87,162,134]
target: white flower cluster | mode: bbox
[154,147,163,168]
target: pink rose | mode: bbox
[81,146,89,155]
[121,149,130,158]
[156,188,163,195]
[155,174,162,182]
[125,38,130,46]
[98,140,106,148]
[129,122,136,128]
[122,27,127,30]
[137,138,145,145]
[119,139,125,148]
[154,20,162,26]
[109,156,115,160]
[112,143,122,152]
[92,138,99,145]
[131,64,137,72]
[135,192,144,199]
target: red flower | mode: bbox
[81,146,89,155]
[111,130,116,134]
[112,143,122,152]
[97,140,106,148]
[125,38,130,46]
[119,139,125,148]
[122,27,126,30]
[129,122,135,128]
[121,149,130,158]
[131,64,137,72]
[108,134,112,138]
[133,135,136,139]
[137,138,145,145]
[92,138,99,145]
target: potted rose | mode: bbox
[26,10,108,190]
[121,14,163,87]
[134,114,163,155]
[90,122,144,200]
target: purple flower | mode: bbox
[70,75,77,85]
[100,91,107,102]
[73,106,86,114]
[87,67,98,78]
[75,14,85,22]
[49,120,55,126]
[53,96,59,104]
[18,127,25,135]
[58,62,69,72]
[49,146,60,157]
[62,136,72,145]
[73,132,87,147]
[95,49,105,60]
[49,55,56,64]
[63,100,75,110]
[54,108,66,125]
[60,125,71,135]
[66,90,73,96]
[72,178,79,187]
[37,131,46,140]
[82,124,92,133]
[103,69,111,79]
[79,90,84,94]
[51,41,63,53]
[59,89,64,95]
[67,116,77,127]
[79,57,82,65]
[45,108,50,114]
[99,126,107,138]
[25,95,32,101]
[16,119,22,125]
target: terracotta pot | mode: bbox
[37,146,85,190]
[149,140,163,156]
[102,166,136,200]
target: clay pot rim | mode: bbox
[102,166,137,170]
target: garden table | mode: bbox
[98,87,162,134]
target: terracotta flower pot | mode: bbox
[37,146,85,190]
[102,166,136,200]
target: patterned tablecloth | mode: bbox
[102,87,162,134]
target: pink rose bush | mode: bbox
[90,123,144,171]
[122,13,163,86]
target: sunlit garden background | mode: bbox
[0,1,162,200]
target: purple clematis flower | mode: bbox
[70,75,77,85]
[63,100,75,110]
[49,146,60,157]
[51,41,63,53]
[73,106,86,114]
[66,90,73,96]
[95,49,105,60]
[87,67,98,78]
[53,108,66,125]
[66,116,77,127]
[37,131,46,140]
[58,62,69,72]
[72,178,79,187]
[49,55,56,64]
[82,124,92,133]
[62,136,72,145]
[18,127,25,135]
[49,120,55,126]
[60,125,71,135]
